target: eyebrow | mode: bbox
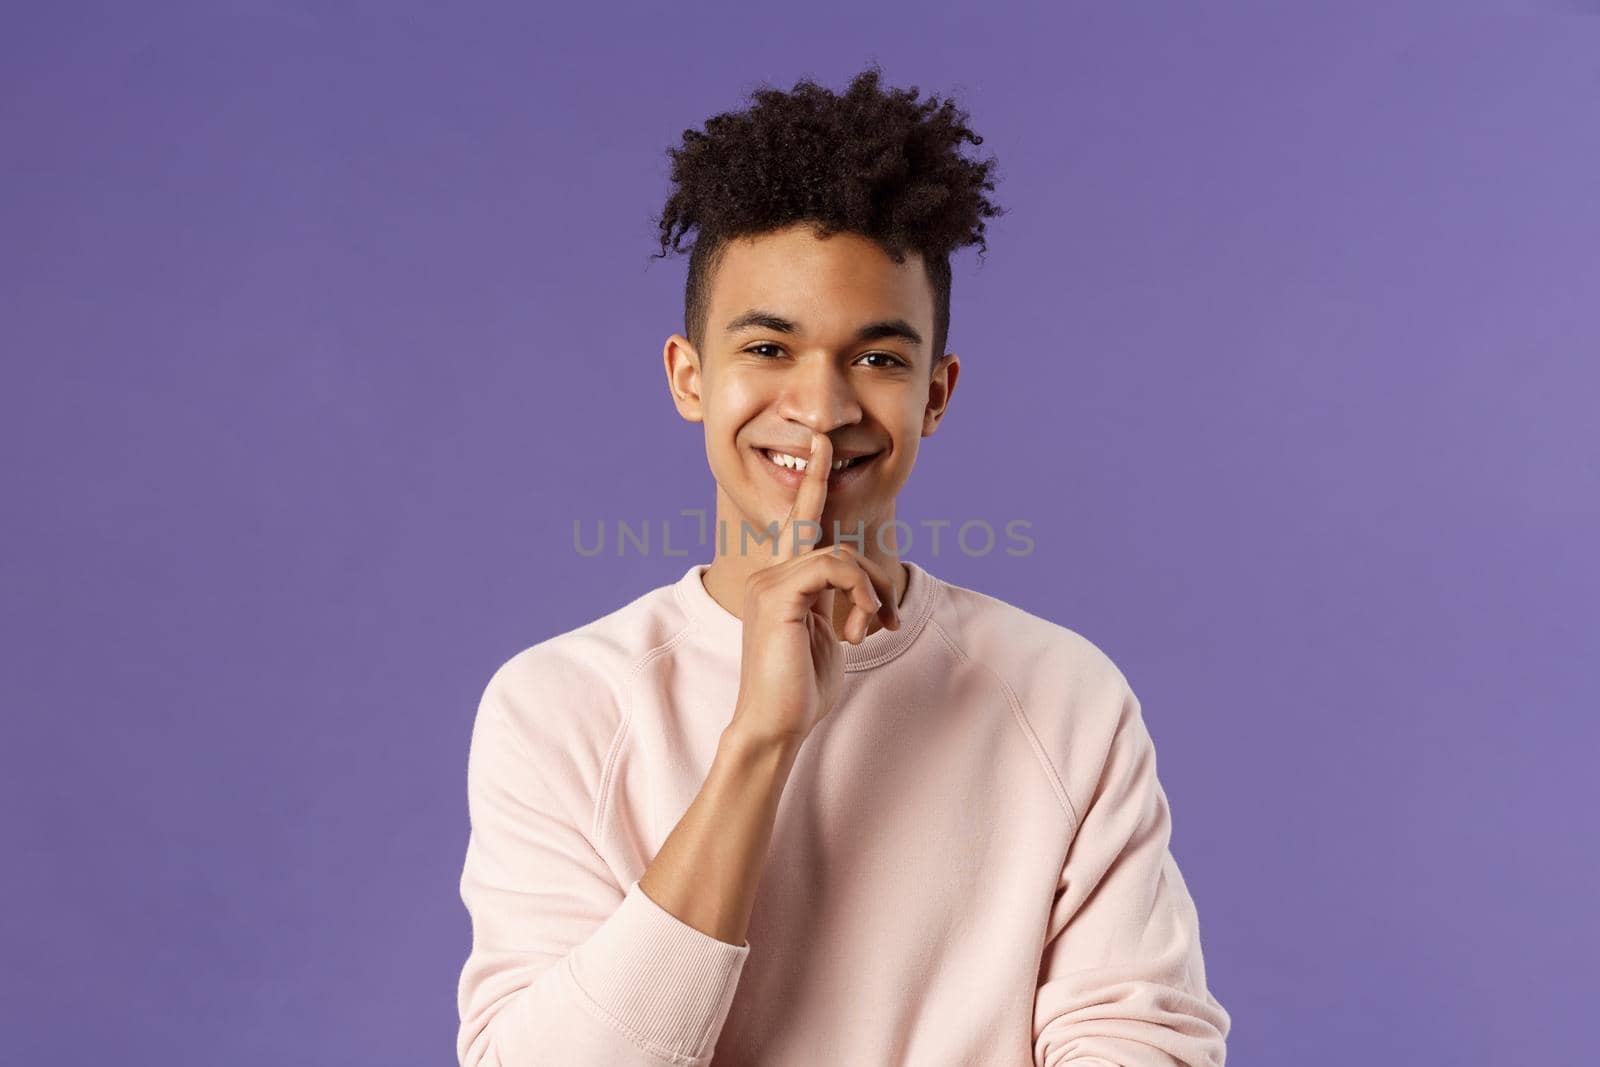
[723,308,923,348]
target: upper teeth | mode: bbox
[764,449,863,471]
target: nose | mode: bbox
[775,355,864,438]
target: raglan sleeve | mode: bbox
[455,652,752,1067]
[1032,677,1231,1066]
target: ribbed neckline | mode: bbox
[672,556,939,671]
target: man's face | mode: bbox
[664,222,958,555]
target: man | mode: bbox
[456,64,1230,1066]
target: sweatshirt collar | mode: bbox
[673,556,938,672]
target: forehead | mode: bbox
[707,225,934,341]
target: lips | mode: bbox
[755,445,880,463]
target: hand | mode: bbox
[728,430,902,747]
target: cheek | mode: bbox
[879,438,917,479]
[710,372,766,409]
[705,387,766,444]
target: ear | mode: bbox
[922,351,960,436]
[663,333,705,423]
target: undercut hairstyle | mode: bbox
[650,64,1005,374]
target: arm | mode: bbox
[1032,683,1231,1066]
[456,668,791,1067]
[639,717,802,948]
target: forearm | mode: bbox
[638,716,801,946]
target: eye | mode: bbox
[742,344,906,369]
[859,351,908,369]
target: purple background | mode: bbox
[3,4,1595,1064]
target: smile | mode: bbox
[761,447,874,471]
[753,446,882,489]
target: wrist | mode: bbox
[718,721,803,767]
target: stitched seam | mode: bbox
[593,621,694,844]
[927,617,1081,835]
[844,568,941,671]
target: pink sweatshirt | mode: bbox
[455,558,1230,1066]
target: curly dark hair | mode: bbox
[650,63,1005,373]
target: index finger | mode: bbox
[777,430,831,558]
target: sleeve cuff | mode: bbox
[563,876,752,1061]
